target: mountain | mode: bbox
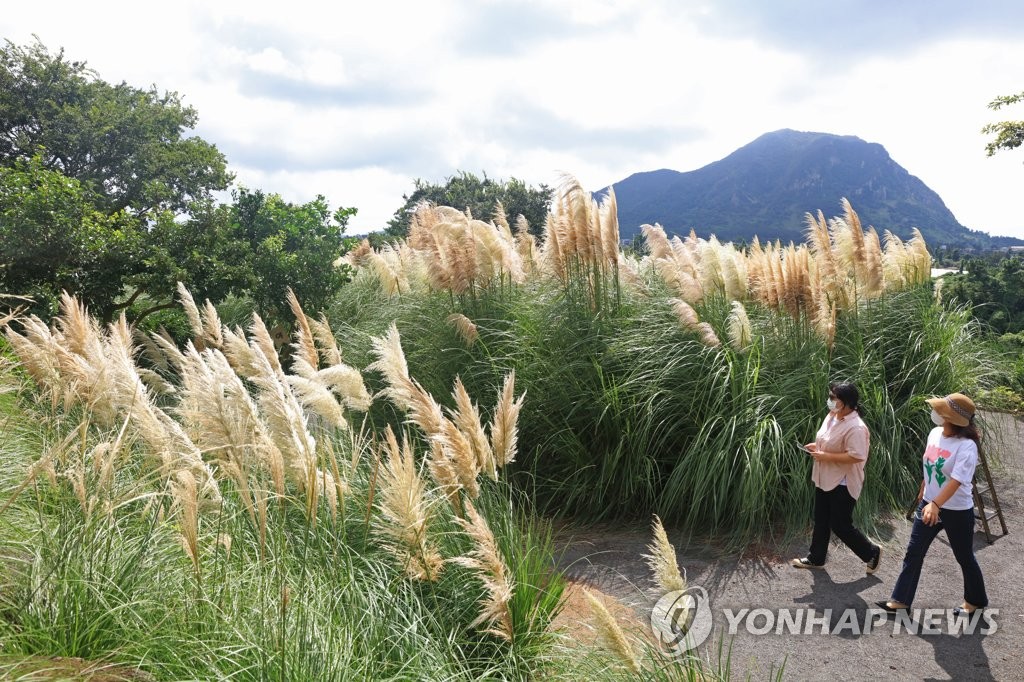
[597,129,1023,248]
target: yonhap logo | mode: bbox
[650,586,713,654]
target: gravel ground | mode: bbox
[555,412,1023,680]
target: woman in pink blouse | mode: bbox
[791,382,882,573]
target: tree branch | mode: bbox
[111,286,147,312]
[132,301,177,326]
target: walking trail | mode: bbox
[554,412,1023,680]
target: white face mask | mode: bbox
[827,398,839,412]
[930,409,945,427]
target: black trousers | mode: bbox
[808,485,876,564]
[891,500,988,608]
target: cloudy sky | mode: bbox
[4,1,1024,238]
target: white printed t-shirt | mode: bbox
[922,427,978,511]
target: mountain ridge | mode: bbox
[597,129,1022,248]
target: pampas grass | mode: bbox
[368,324,446,437]
[176,282,223,351]
[343,181,931,355]
[695,322,721,348]
[287,287,319,369]
[3,295,223,503]
[489,371,525,470]
[368,324,527,501]
[286,373,350,430]
[726,301,752,353]
[375,426,443,581]
[244,325,318,496]
[451,501,515,640]
[434,418,481,500]
[447,313,479,347]
[643,515,686,594]
[669,298,701,331]
[583,588,641,674]
[0,287,586,681]
[427,438,463,508]
[450,376,494,480]
[171,468,201,581]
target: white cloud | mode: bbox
[2,0,1023,237]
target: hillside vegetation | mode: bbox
[600,129,1022,248]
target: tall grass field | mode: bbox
[0,176,995,679]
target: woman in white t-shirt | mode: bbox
[877,393,989,617]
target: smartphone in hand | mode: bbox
[797,442,815,454]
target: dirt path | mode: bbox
[555,412,1023,680]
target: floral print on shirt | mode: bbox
[923,443,950,487]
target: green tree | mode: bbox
[1,39,355,327]
[122,190,356,327]
[0,38,232,216]
[232,188,355,323]
[0,38,237,321]
[124,201,252,323]
[384,171,552,240]
[946,254,1024,334]
[0,156,142,318]
[982,90,1024,157]
[0,158,247,323]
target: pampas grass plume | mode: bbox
[451,502,515,641]
[583,588,641,674]
[450,376,494,479]
[643,515,686,594]
[727,301,752,353]
[669,298,700,331]
[696,322,721,348]
[489,371,525,470]
[446,314,479,347]
[376,426,443,581]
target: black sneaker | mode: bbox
[866,546,882,575]
[790,557,824,569]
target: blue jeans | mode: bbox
[891,500,988,608]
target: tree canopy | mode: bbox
[0,39,232,216]
[384,171,552,240]
[0,156,142,317]
[231,188,355,322]
[0,39,354,327]
[945,253,1024,335]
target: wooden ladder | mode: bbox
[974,444,1008,544]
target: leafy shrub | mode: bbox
[977,386,1024,413]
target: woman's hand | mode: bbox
[804,443,819,453]
[921,501,941,526]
